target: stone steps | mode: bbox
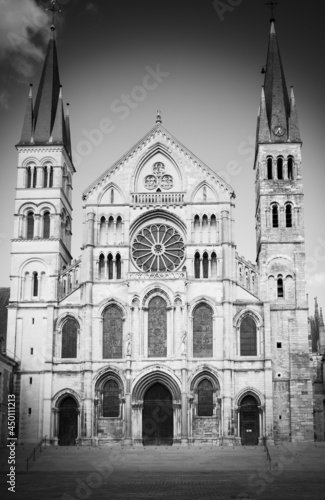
[8,444,269,472]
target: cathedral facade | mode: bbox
[6,20,316,446]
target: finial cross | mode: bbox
[265,1,279,19]
[46,0,62,27]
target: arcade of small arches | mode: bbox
[52,370,264,446]
[21,270,47,301]
[97,253,123,281]
[269,202,298,228]
[194,251,218,279]
[265,155,296,181]
[268,274,295,301]
[193,214,220,244]
[18,206,71,247]
[98,215,124,246]
[24,161,72,200]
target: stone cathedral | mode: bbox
[6,18,319,447]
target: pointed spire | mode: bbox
[256,18,302,145]
[288,86,301,142]
[33,27,61,143]
[257,86,271,143]
[18,25,72,157]
[19,84,34,144]
[263,19,290,142]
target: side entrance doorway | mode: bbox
[240,395,259,446]
[58,396,78,446]
[142,383,173,446]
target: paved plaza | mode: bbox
[1,443,325,500]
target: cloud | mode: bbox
[85,2,98,14]
[307,272,325,287]
[0,0,50,78]
[0,90,9,109]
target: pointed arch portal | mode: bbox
[58,396,78,446]
[142,382,173,446]
[240,395,260,446]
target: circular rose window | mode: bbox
[132,224,185,272]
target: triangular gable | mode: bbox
[82,124,234,200]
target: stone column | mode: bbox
[125,359,132,444]
[181,356,188,445]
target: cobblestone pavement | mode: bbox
[1,470,325,500]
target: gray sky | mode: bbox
[0,0,324,313]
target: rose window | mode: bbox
[132,224,185,272]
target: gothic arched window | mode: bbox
[203,252,209,279]
[277,157,283,180]
[103,305,123,359]
[43,211,50,238]
[267,157,273,179]
[116,253,121,280]
[195,252,200,279]
[49,166,53,187]
[108,253,113,280]
[272,205,279,228]
[100,216,106,245]
[240,316,257,356]
[211,252,217,278]
[61,318,78,358]
[32,272,38,297]
[285,204,292,228]
[102,379,120,418]
[27,167,32,188]
[99,254,105,280]
[27,211,34,239]
[148,296,167,357]
[43,166,48,187]
[198,379,213,416]
[193,303,213,357]
[277,276,284,298]
[287,157,294,180]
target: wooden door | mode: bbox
[59,396,78,446]
[240,396,259,446]
[142,383,173,446]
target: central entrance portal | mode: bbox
[142,383,173,446]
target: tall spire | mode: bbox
[17,25,71,157]
[256,19,301,144]
[33,27,61,143]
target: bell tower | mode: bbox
[9,25,75,306]
[254,18,313,442]
[6,24,75,440]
